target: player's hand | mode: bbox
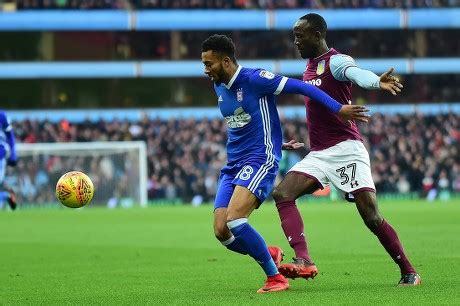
[282,140,305,150]
[379,68,403,96]
[338,105,370,123]
[7,159,17,167]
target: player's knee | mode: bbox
[214,223,230,241]
[225,207,247,223]
[272,186,288,202]
[364,215,383,232]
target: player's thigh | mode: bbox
[323,140,376,197]
[232,160,278,204]
[273,171,322,201]
[275,153,328,199]
[227,185,259,221]
[214,172,235,210]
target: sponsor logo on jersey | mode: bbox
[218,95,223,103]
[316,60,325,75]
[259,70,275,80]
[236,88,243,102]
[224,107,251,128]
[305,79,322,87]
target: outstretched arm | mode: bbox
[249,68,369,122]
[330,54,403,95]
[377,68,403,96]
[281,78,370,123]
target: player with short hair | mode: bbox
[201,34,370,293]
[273,13,421,286]
[0,110,17,210]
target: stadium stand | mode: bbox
[8,112,459,205]
[5,0,459,9]
[0,3,458,206]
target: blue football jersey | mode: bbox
[214,66,287,166]
[0,111,13,160]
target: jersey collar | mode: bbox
[224,65,242,89]
[311,48,334,62]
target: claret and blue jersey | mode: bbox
[213,66,287,206]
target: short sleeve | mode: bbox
[330,54,358,82]
[249,70,288,97]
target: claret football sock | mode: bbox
[227,218,278,276]
[276,200,311,262]
[372,220,417,275]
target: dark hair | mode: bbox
[201,34,237,64]
[299,13,327,37]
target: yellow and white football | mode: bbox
[55,171,94,208]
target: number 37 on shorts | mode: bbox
[332,161,375,194]
[289,140,376,194]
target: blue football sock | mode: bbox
[227,218,278,277]
[221,235,248,255]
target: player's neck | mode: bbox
[223,64,238,86]
[313,42,329,59]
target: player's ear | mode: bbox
[222,56,231,67]
[314,31,322,42]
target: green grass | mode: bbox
[1,199,460,305]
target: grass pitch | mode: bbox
[1,199,459,305]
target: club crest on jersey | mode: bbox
[236,88,243,102]
[259,70,275,80]
[316,60,325,75]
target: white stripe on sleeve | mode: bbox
[274,76,288,95]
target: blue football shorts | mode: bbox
[214,159,279,209]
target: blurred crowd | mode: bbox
[4,0,459,9]
[135,0,460,9]
[8,112,460,205]
[175,30,460,60]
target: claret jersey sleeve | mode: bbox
[330,54,357,81]
[330,54,380,89]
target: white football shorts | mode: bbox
[288,140,376,197]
